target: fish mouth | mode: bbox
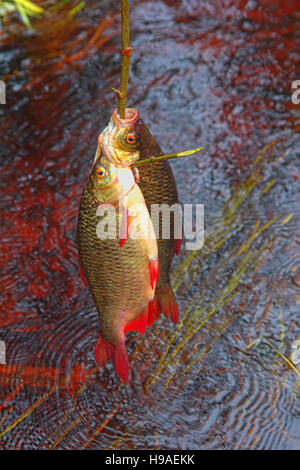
[102,131,124,165]
[112,107,139,127]
[101,120,120,164]
[102,110,140,166]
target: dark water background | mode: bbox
[0,0,299,449]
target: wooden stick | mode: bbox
[133,147,204,166]
[113,0,132,118]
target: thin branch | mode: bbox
[114,0,132,118]
[133,147,204,166]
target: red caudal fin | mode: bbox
[149,257,159,289]
[173,237,183,255]
[119,208,135,247]
[147,297,161,327]
[79,265,88,286]
[94,335,114,367]
[156,285,179,324]
[112,341,129,384]
[95,335,129,384]
[124,306,148,335]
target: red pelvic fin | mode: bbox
[112,341,129,384]
[95,335,129,384]
[173,237,183,255]
[79,264,88,286]
[119,208,135,247]
[147,297,161,327]
[149,257,159,289]
[156,286,179,324]
[124,306,148,335]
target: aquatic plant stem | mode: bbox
[133,147,204,166]
[113,0,132,118]
[245,337,300,378]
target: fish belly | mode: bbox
[77,189,155,344]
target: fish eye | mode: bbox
[126,133,136,144]
[96,167,106,179]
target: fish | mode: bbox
[95,107,181,323]
[77,155,159,383]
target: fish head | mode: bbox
[100,108,142,166]
[88,156,135,205]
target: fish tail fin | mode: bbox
[112,341,129,384]
[95,335,114,367]
[95,335,129,384]
[147,297,161,327]
[156,285,179,324]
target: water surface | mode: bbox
[0,0,299,449]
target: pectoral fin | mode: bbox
[119,207,135,247]
[173,237,183,255]
[132,167,140,182]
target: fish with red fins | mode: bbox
[77,108,181,383]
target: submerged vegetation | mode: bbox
[0,0,44,28]
[0,0,85,29]
[141,138,297,394]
